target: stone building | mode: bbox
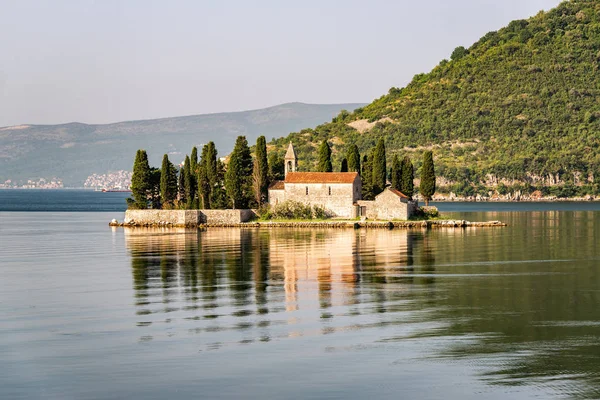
[357,188,418,220]
[268,143,418,220]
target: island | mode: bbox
[111,141,505,229]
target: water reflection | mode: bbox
[124,213,600,398]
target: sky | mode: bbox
[0,0,562,127]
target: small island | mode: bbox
[111,138,505,229]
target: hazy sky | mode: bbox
[0,0,562,126]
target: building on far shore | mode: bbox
[268,143,418,220]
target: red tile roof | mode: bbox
[387,188,409,199]
[284,172,359,184]
[268,180,285,190]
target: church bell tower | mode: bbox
[284,142,297,177]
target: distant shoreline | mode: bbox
[1,187,598,203]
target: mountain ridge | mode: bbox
[270,0,600,197]
[0,102,365,186]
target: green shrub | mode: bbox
[262,201,331,220]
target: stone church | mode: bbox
[268,143,418,220]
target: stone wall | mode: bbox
[269,180,361,218]
[123,209,255,227]
[357,190,419,220]
[200,209,256,224]
[124,210,200,226]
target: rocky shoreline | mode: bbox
[429,193,599,202]
[109,219,507,229]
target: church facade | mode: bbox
[268,143,417,220]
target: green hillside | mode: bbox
[0,102,364,186]
[271,0,600,197]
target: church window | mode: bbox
[306,187,308,195]
[328,187,331,195]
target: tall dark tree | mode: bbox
[401,156,414,199]
[160,154,178,208]
[340,158,348,172]
[346,144,361,173]
[420,151,436,206]
[317,140,333,172]
[149,167,162,209]
[197,164,210,209]
[129,149,151,209]
[361,153,374,200]
[390,154,403,191]
[190,146,198,175]
[268,152,285,181]
[225,136,253,209]
[253,136,269,206]
[212,159,230,209]
[198,142,218,209]
[372,138,387,195]
[183,155,196,209]
[177,165,186,206]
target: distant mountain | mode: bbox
[0,102,365,186]
[271,0,600,197]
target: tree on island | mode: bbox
[346,144,361,174]
[268,152,285,181]
[190,146,198,175]
[160,154,178,208]
[183,155,197,209]
[198,142,218,209]
[225,136,253,209]
[253,136,269,206]
[129,149,151,209]
[420,151,436,206]
[149,167,162,209]
[361,154,374,200]
[212,159,230,209]
[401,156,414,199]
[317,140,333,172]
[390,154,403,192]
[177,164,186,205]
[372,138,387,196]
[340,158,348,172]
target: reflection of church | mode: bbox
[268,143,418,220]
[267,229,417,312]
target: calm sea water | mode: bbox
[2,191,600,399]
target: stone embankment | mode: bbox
[110,218,506,229]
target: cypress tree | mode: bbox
[361,153,374,200]
[346,144,361,173]
[340,158,348,172]
[129,149,151,209]
[212,159,230,209]
[160,154,177,208]
[197,164,210,209]
[149,167,162,209]
[372,138,387,195]
[401,156,414,199]
[420,151,436,206]
[177,165,186,206]
[390,154,403,191]
[183,155,196,209]
[252,136,269,206]
[198,143,214,209]
[204,142,219,207]
[225,136,253,209]
[268,152,284,181]
[190,146,198,175]
[317,140,333,172]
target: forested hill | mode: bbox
[271,0,600,197]
[0,102,364,186]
